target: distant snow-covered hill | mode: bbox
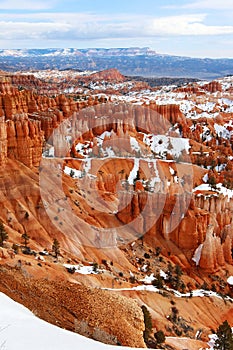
[0,47,233,79]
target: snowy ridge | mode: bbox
[0,292,146,350]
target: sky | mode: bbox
[0,0,233,58]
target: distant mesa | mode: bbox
[0,47,233,79]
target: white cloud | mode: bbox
[0,0,56,10]
[1,12,233,44]
[182,0,233,9]
[148,14,233,36]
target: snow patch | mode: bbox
[227,276,233,285]
[143,134,190,158]
[140,273,155,284]
[192,244,203,266]
[128,158,139,185]
[64,264,104,275]
[202,173,208,183]
[130,137,140,152]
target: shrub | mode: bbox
[12,243,19,254]
[154,330,165,344]
[152,273,164,289]
[92,262,98,273]
[155,246,162,257]
[171,307,179,323]
[0,221,8,247]
[67,267,76,274]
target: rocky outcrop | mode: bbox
[0,76,15,94]
[0,116,7,166]
[203,81,222,93]
[88,68,126,82]
[199,225,225,270]
[148,102,185,125]
[0,266,146,348]
[7,118,44,167]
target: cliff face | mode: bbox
[0,71,232,276]
[7,118,44,167]
[0,78,95,166]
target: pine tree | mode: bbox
[214,320,233,350]
[52,238,60,259]
[141,305,152,344]
[152,273,163,289]
[208,174,217,190]
[70,169,75,178]
[0,221,8,247]
[174,264,183,289]
[21,233,30,247]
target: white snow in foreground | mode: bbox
[0,292,146,350]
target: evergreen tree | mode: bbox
[52,238,60,258]
[208,175,217,190]
[70,169,75,178]
[0,221,8,247]
[174,264,183,289]
[21,233,30,247]
[214,320,233,350]
[167,262,174,284]
[141,305,152,344]
[152,273,164,289]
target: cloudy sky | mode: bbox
[1,0,233,57]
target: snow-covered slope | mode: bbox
[0,292,146,350]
